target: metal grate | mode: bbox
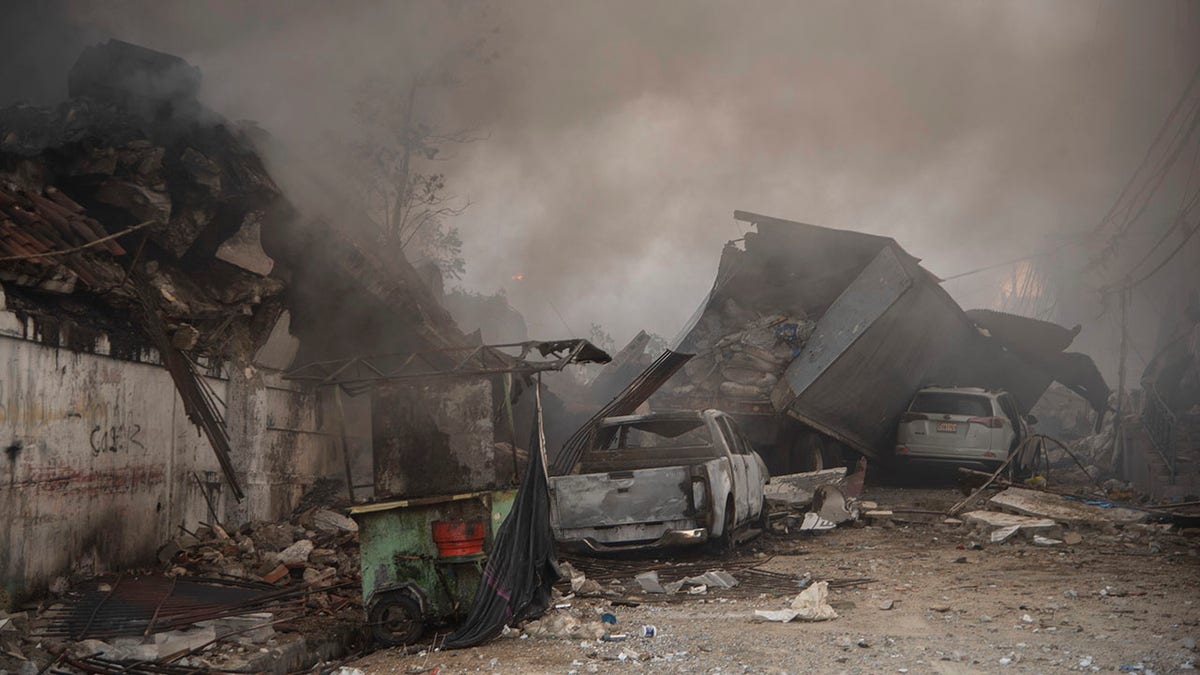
[36,575,308,640]
[1143,384,1177,480]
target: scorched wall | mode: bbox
[0,302,352,608]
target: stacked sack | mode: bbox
[670,314,815,400]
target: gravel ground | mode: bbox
[350,486,1200,674]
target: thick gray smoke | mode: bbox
[3,1,1199,378]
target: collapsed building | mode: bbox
[646,211,1111,475]
[0,40,596,610]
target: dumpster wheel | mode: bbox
[368,592,424,646]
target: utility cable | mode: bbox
[1092,61,1200,237]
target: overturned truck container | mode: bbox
[654,211,1108,474]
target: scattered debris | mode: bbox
[752,581,838,622]
[989,487,1148,527]
[960,510,1058,543]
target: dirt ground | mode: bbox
[350,486,1200,675]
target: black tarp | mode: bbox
[443,380,559,649]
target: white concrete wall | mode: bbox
[0,307,348,607]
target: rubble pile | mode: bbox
[0,39,287,358]
[162,507,361,600]
[0,507,365,675]
[666,311,814,401]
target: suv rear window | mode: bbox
[910,392,992,417]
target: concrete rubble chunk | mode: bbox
[635,571,667,594]
[961,510,1058,542]
[765,468,848,508]
[216,212,275,276]
[989,487,1148,526]
[276,539,314,566]
[311,509,358,533]
[252,523,295,552]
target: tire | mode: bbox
[368,592,424,646]
[758,496,771,532]
[713,498,736,554]
[796,433,842,472]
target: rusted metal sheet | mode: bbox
[773,245,975,458]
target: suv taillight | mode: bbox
[967,416,1005,429]
[900,412,928,423]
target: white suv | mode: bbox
[895,387,1031,471]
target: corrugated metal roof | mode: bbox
[0,184,125,289]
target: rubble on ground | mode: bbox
[0,504,364,675]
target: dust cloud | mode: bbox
[3,0,1198,375]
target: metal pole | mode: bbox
[333,386,357,502]
[1113,279,1130,466]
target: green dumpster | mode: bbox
[350,488,517,645]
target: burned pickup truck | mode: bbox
[548,409,769,552]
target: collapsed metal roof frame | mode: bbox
[283,338,611,394]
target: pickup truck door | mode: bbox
[728,417,766,514]
[714,416,751,524]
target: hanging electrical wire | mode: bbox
[1090,61,1200,239]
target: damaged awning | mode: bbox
[282,339,611,394]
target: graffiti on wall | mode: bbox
[90,423,145,456]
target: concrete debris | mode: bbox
[310,509,359,534]
[276,538,314,566]
[752,581,838,622]
[812,484,859,524]
[990,525,1022,544]
[765,467,848,506]
[635,571,668,594]
[960,510,1058,543]
[989,487,1148,527]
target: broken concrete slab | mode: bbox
[216,212,275,276]
[961,510,1058,534]
[988,488,1148,527]
[766,468,847,499]
[276,539,313,566]
[635,571,667,594]
[311,509,358,534]
[253,310,300,370]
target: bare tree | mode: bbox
[349,32,496,280]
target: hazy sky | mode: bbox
[4,0,1199,374]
